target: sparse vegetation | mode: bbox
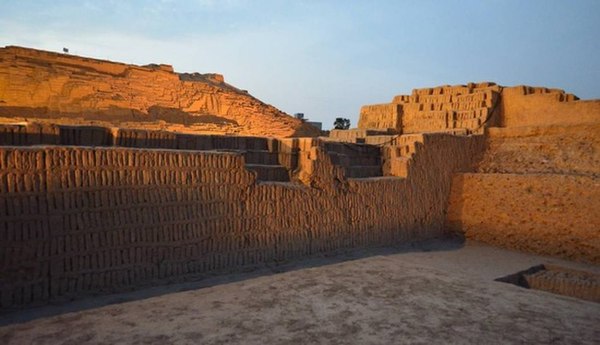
[333,117,350,130]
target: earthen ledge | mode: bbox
[347,176,405,182]
[486,124,600,138]
[0,145,245,157]
[457,172,599,178]
[255,181,305,188]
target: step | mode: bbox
[363,135,398,146]
[382,144,416,158]
[245,164,290,182]
[212,136,269,150]
[344,165,383,178]
[327,151,381,166]
[177,135,269,151]
[323,142,381,156]
[59,125,113,146]
[243,150,280,165]
[385,157,410,177]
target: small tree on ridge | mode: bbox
[333,117,351,130]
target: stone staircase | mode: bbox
[242,149,290,182]
[362,134,424,178]
[322,142,383,178]
[0,123,294,182]
[131,131,293,182]
[318,135,427,180]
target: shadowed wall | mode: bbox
[0,133,482,308]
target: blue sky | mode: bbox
[1,0,599,128]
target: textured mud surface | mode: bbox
[0,46,320,138]
[1,241,598,345]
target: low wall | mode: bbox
[0,124,274,150]
[357,104,402,130]
[480,124,600,177]
[500,86,600,127]
[328,129,395,143]
[0,133,482,308]
[446,173,600,264]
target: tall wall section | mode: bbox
[351,82,600,264]
[446,123,600,264]
[447,172,600,264]
[0,133,482,308]
[0,46,320,137]
[357,104,402,131]
[499,86,600,127]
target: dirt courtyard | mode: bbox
[1,240,598,345]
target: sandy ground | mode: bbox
[0,240,599,345]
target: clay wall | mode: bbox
[499,86,600,127]
[357,104,402,130]
[0,123,305,182]
[0,123,272,152]
[446,123,600,264]
[398,86,499,134]
[0,133,483,308]
[356,83,499,135]
[353,82,599,141]
[0,123,60,146]
[479,124,600,176]
[446,173,600,264]
[378,135,425,178]
[328,129,394,143]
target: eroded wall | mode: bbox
[357,82,499,134]
[447,173,600,264]
[355,82,600,136]
[0,133,483,308]
[357,104,402,131]
[446,124,600,264]
[0,46,320,137]
[0,123,274,151]
[479,125,600,176]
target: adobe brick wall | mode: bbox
[446,123,600,264]
[0,123,274,152]
[357,104,402,131]
[357,83,499,134]
[479,124,600,177]
[356,82,600,136]
[0,133,482,308]
[499,86,600,127]
[446,173,600,264]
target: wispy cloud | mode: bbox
[1,0,600,127]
